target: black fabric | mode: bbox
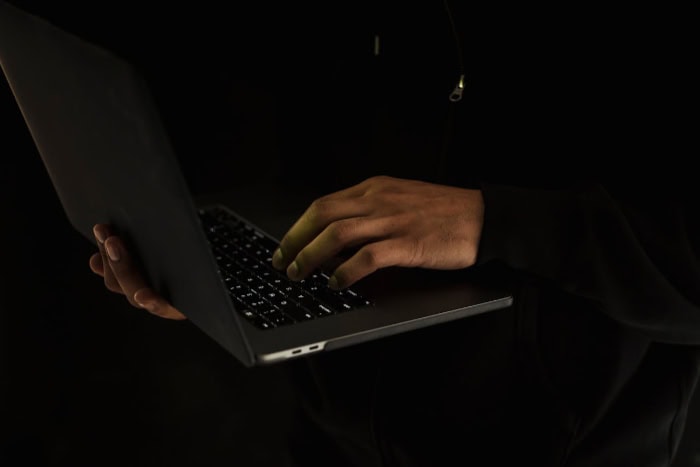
[271,3,700,466]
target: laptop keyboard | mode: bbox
[198,206,374,330]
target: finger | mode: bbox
[133,288,187,320]
[103,237,186,320]
[102,235,154,309]
[94,227,186,320]
[328,238,409,290]
[272,195,369,272]
[285,215,393,282]
[89,252,104,276]
[93,224,123,294]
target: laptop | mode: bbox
[0,1,513,366]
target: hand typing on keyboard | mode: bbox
[270,176,484,289]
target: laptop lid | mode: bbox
[0,1,514,367]
[0,0,256,364]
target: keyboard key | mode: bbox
[199,206,374,330]
[277,301,315,322]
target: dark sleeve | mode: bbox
[476,181,700,344]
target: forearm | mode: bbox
[476,181,700,344]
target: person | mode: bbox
[82,1,699,466]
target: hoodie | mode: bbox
[273,2,700,466]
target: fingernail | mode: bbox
[105,241,120,262]
[287,261,299,280]
[134,290,151,309]
[93,226,105,244]
[272,248,284,269]
[328,275,339,290]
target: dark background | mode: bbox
[1,2,698,466]
[1,2,297,466]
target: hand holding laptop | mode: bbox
[90,223,186,320]
[89,175,486,320]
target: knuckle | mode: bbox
[367,175,386,183]
[328,219,354,244]
[359,245,381,269]
[363,175,394,195]
[367,175,392,187]
[309,198,332,221]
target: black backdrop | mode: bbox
[1,2,699,466]
[0,2,296,466]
